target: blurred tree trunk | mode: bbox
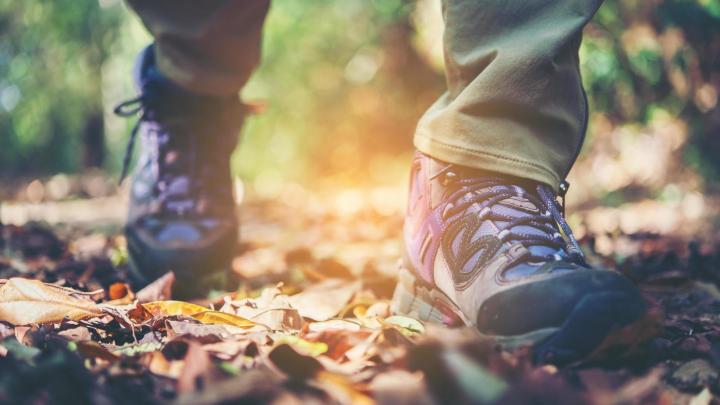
[82,110,105,169]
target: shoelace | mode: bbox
[114,89,231,215]
[115,96,200,216]
[114,84,246,185]
[114,86,245,216]
[438,171,585,264]
[114,95,148,184]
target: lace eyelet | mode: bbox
[440,171,457,186]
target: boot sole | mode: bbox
[125,227,237,299]
[391,267,658,365]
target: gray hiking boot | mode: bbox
[393,151,651,365]
[115,45,245,298]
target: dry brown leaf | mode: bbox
[14,326,31,344]
[58,326,92,341]
[148,350,184,379]
[225,287,302,330]
[177,340,214,393]
[167,320,232,340]
[308,319,362,333]
[0,278,102,325]
[202,340,253,360]
[288,279,360,321]
[136,272,175,303]
[76,340,119,363]
[370,370,434,405]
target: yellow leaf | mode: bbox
[141,301,255,328]
[191,311,255,328]
[142,300,208,317]
[0,278,102,325]
[272,334,328,357]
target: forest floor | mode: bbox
[0,180,719,404]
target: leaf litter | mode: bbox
[0,197,719,404]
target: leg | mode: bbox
[119,0,269,297]
[396,0,652,365]
[414,0,602,190]
[125,0,270,95]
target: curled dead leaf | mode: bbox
[0,278,102,325]
[288,279,360,321]
[136,272,175,303]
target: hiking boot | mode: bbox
[392,151,649,365]
[116,45,245,298]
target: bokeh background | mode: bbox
[0,0,719,241]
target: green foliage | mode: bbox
[236,0,437,185]
[581,0,720,186]
[0,0,124,176]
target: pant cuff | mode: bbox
[414,131,562,193]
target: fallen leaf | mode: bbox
[306,328,376,362]
[226,287,302,330]
[75,340,119,362]
[365,302,390,318]
[0,278,102,325]
[168,320,232,340]
[370,370,434,405]
[316,371,374,405]
[202,340,255,360]
[149,350,184,379]
[273,334,328,357]
[14,326,31,344]
[136,272,175,303]
[112,341,163,356]
[191,311,255,328]
[336,329,380,362]
[177,340,214,393]
[58,326,92,341]
[383,315,424,336]
[175,369,281,405]
[690,387,713,405]
[142,300,208,318]
[288,279,360,321]
[308,319,362,333]
[268,343,324,379]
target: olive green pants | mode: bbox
[126,0,604,189]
